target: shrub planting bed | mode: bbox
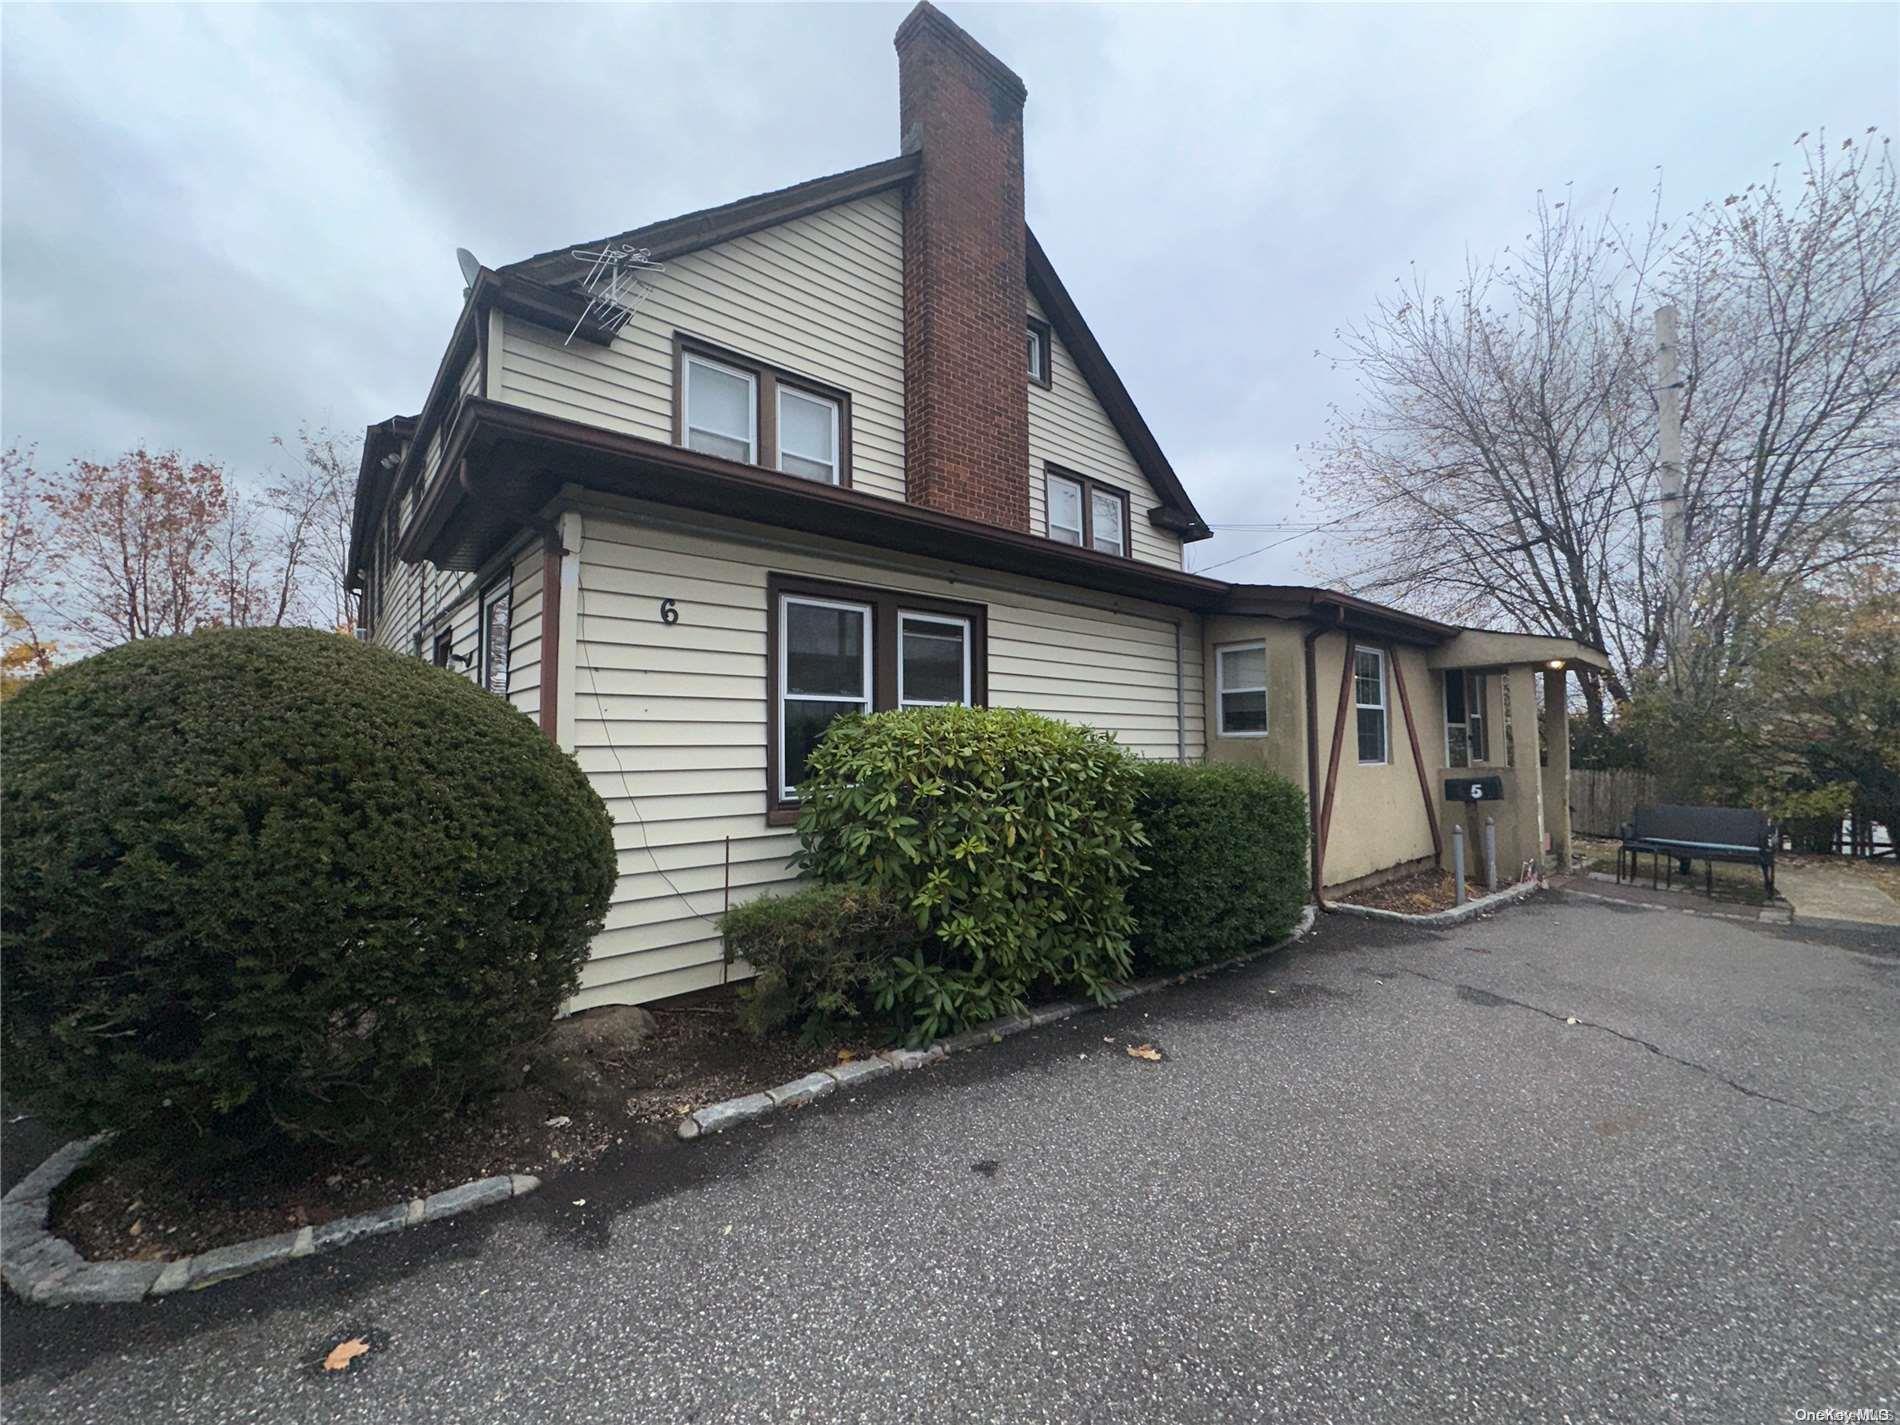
[1334,868,1487,914]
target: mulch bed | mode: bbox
[1335,868,1488,914]
[52,1002,882,1263]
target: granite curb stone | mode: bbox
[2,1133,542,1307]
[674,903,1321,1143]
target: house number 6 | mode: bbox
[659,598,679,625]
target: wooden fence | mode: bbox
[1569,769,1662,838]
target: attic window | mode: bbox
[683,354,757,463]
[1027,317,1052,388]
[1043,465,1130,558]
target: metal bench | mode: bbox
[1617,804,1777,898]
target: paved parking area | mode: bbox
[3,893,1896,1424]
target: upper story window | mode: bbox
[1216,642,1267,736]
[1027,317,1052,388]
[1044,466,1130,558]
[1444,670,1489,767]
[683,354,757,464]
[1355,647,1388,765]
[777,387,840,484]
[674,334,851,486]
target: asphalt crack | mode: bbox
[1396,967,1834,1117]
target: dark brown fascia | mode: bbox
[401,397,1235,611]
[350,267,616,588]
[1026,228,1212,544]
[1218,584,1456,646]
[501,154,923,290]
[344,413,417,592]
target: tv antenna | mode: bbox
[566,243,664,345]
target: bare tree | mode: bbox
[1306,131,1900,721]
[267,425,361,635]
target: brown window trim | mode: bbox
[672,332,853,489]
[1043,463,1132,559]
[1027,315,1053,389]
[432,628,454,668]
[764,572,988,825]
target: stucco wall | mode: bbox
[1202,615,1306,787]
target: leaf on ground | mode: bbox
[836,1048,857,1063]
[323,1338,370,1372]
[1126,1043,1163,1062]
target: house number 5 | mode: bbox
[659,598,679,625]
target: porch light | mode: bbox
[1547,660,1565,670]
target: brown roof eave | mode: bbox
[344,414,417,590]
[1026,229,1211,543]
[405,399,1235,611]
[502,154,922,289]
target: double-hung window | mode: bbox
[768,575,986,819]
[676,335,850,486]
[1354,646,1387,765]
[682,353,757,464]
[479,577,512,697]
[1043,466,1129,557]
[1216,642,1267,736]
[777,594,873,799]
[1444,670,1490,767]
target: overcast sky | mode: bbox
[4,2,1895,583]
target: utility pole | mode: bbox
[1654,305,1687,684]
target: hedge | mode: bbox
[1127,762,1308,974]
[721,884,923,1043]
[794,705,1145,1043]
[0,628,616,1167]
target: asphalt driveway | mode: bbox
[4,893,1896,1424]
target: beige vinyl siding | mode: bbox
[1027,295,1182,571]
[495,192,906,502]
[566,504,1202,1011]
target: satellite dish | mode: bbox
[455,248,482,288]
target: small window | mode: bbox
[778,594,872,798]
[1047,473,1084,545]
[1444,670,1490,767]
[683,354,757,463]
[899,614,970,708]
[1355,647,1387,765]
[1217,643,1267,736]
[479,578,512,696]
[1027,318,1052,388]
[432,629,454,669]
[1090,489,1126,557]
[777,387,840,485]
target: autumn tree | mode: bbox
[1,425,363,660]
[1306,131,1900,722]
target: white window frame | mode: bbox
[897,612,972,709]
[683,353,758,464]
[776,386,841,485]
[1215,641,1268,738]
[479,577,512,697]
[1355,646,1388,766]
[1027,324,1047,383]
[777,592,873,800]
[1090,488,1126,557]
[1046,472,1084,546]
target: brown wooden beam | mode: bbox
[1303,626,1325,907]
[1315,633,1357,895]
[1389,644,1443,864]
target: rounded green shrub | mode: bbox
[795,705,1145,1043]
[1,628,615,1165]
[1128,762,1309,974]
[721,884,923,1043]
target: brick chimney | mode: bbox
[895,2,1031,533]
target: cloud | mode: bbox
[4,0,1894,594]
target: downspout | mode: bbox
[1175,620,1187,765]
[1302,622,1326,910]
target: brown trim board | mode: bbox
[1315,632,1357,897]
[538,527,564,741]
[1389,644,1442,864]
